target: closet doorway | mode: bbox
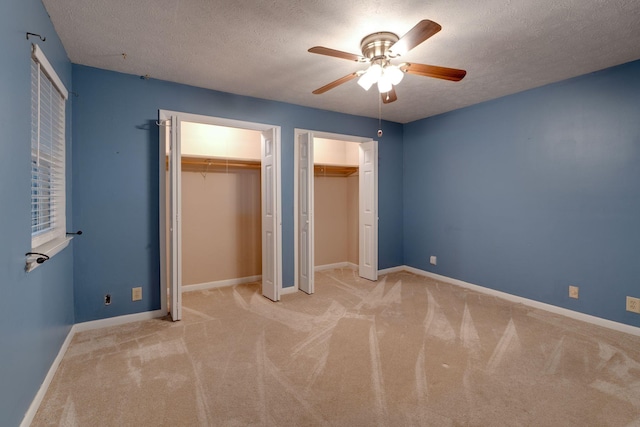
[159,111,282,321]
[295,130,378,294]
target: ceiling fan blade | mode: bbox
[401,63,467,82]
[312,72,360,94]
[389,20,442,56]
[381,87,397,104]
[308,46,364,62]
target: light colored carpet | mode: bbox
[33,269,640,426]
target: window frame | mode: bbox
[27,44,70,271]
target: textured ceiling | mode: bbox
[42,0,640,123]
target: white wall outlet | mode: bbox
[569,285,579,299]
[430,256,437,265]
[132,287,142,301]
[626,296,640,314]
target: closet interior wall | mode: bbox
[313,139,359,268]
[181,162,261,285]
[169,122,263,287]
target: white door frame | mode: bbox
[159,115,183,319]
[293,129,377,292]
[159,110,283,318]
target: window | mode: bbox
[30,44,68,250]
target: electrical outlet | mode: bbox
[569,286,579,299]
[627,296,640,314]
[104,294,111,305]
[132,287,142,301]
[430,256,437,265]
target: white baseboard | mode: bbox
[315,262,357,272]
[182,275,262,293]
[73,309,166,333]
[402,265,640,337]
[20,325,75,427]
[378,265,406,275]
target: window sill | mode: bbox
[25,236,72,272]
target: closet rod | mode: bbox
[166,156,261,171]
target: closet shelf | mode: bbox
[166,158,357,176]
[166,156,261,172]
[314,164,358,177]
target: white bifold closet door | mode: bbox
[168,115,182,321]
[358,140,378,281]
[261,128,279,301]
[297,132,314,294]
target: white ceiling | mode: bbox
[42,0,640,123]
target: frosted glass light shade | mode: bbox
[377,74,392,93]
[367,64,382,80]
[357,64,382,91]
[357,73,375,90]
[385,65,404,85]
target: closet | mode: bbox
[313,138,359,269]
[296,131,377,294]
[170,122,263,290]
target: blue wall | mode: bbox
[71,65,404,322]
[0,0,75,425]
[404,60,640,327]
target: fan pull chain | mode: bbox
[377,94,383,137]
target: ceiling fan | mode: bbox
[308,20,466,104]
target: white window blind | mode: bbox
[31,44,68,249]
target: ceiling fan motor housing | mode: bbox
[360,32,399,61]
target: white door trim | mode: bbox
[158,119,169,317]
[169,115,182,320]
[159,110,283,315]
[293,129,376,291]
